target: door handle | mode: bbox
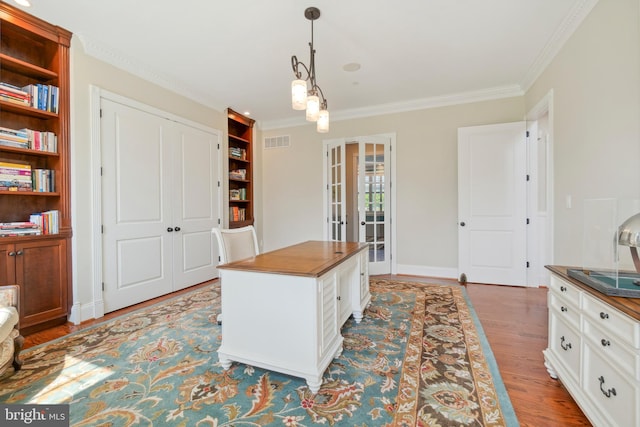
[460,222,466,227]
[167,227,174,232]
[174,226,181,232]
[361,221,365,226]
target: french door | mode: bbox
[324,135,392,275]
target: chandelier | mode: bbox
[291,7,329,133]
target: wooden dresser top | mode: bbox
[547,265,640,321]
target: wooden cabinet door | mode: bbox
[0,243,17,286]
[15,238,68,328]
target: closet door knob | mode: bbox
[167,227,174,232]
[174,226,181,232]
[460,222,466,227]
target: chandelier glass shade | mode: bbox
[291,7,329,132]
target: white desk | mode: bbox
[216,240,370,393]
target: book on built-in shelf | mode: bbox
[0,221,41,237]
[29,210,59,235]
[229,169,247,180]
[0,127,57,152]
[0,82,30,106]
[230,189,241,200]
[21,83,59,113]
[32,169,55,192]
[229,147,246,160]
[0,161,32,191]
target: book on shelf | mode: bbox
[229,168,247,180]
[230,189,241,200]
[0,221,41,237]
[32,169,55,192]
[0,127,57,152]
[0,82,30,106]
[21,83,59,113]
[229,146,247,160]
[0,161,32,190]
[229,206,247,222]
[29,210,59,235]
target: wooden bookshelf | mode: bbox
[0,2,72,334]
[227,108,255,228]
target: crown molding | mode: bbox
[75,34,226,113]
[520,0,600,91]
[259,84,524,131]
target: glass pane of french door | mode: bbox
[328,143,345,241]
[358,138,390,273]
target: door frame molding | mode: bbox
[322,132,397,274]
[86,85,223,322]
[525,89,555,286]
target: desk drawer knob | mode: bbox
[600,339,611,347]
[561,306,568,312]
[560,286,567,292]
[599,312,609,320]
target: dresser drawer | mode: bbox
[550,292,580,327]
[550,275,581,309]
[549,307,581,383]
[584,318,640,380]
[582,291,640,349]
[583,339,640,427]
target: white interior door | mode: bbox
[458,122,527,286]
[172,125,219,290]
[101,99,174,312]
[101,98,219,312]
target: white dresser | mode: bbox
[544,266,640,427]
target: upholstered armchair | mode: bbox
[0,285,23,377]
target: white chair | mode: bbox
[212,225,259,324]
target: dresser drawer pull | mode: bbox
[598,376,617,398]
[560,286,567,292]
[561,306,568,312]
[560,336,572,351]
[600,339,611,347]
[599,312,609,320]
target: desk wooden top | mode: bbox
[217,240,368,277]
[547,265,640,322]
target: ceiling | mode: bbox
[15,0,597,129]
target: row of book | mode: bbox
[0,82,60,113]
[230,188,247,200]
[0,161,55,192]
[230,206,247,222]
[229,168,247,180]
[229,146,247,160]
[0,126,57,152]
[0,210,59,237]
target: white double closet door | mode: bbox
[100,97,220,313]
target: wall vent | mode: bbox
[264,135,290,149]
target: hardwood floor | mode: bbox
[21,275,591,426]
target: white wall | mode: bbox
[260,97,525,276]
[260,0,640,276]
[525,0,640,266]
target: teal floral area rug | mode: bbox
[0,278,519,426]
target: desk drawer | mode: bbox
[550,275,581,310]
[584,318,639,380]
[582,291,640,349]
[549,307,581,383]
[583,339,640,427]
